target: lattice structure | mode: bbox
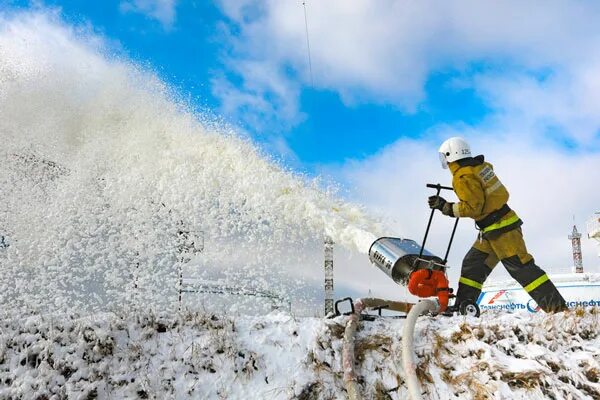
[324,237,334,315]
[569,225,584,273]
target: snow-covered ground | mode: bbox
[1,308,599,399]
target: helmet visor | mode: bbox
[439,152,448,169]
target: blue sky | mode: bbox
[3,0,600,281]
[5,0,493,167]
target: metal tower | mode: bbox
[324,236,334,315]
[569,224,584,273]
[588,213,600,260]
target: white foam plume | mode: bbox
[0,11,385,314]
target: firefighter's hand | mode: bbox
[428,196,454,217]
[428,195,446,210]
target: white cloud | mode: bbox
[119,0,177,30]
[214,0,600,147]
[210,63,304,131]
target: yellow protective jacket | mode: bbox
[448,155,521,235]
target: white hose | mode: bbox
[342,299,365,400]
[402,299,439,400]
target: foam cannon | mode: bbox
[369,237,451,311]
[368,184,463,313]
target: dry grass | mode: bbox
[429,320,548,399]
[450,322,473,343]
[373,380,394,400]
[296,382,322,400]
[501,370,543,389]
[440,368,496,400]
[416,355,434,385]
[431,332,445,362]
[355,334,392,361]
[585,368,600,384]
[545,360,561,373]
[306,350,334,375]
[325,322,345,340]
[472,326,486,340]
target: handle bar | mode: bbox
[419,183,455,259]
[426,183,453,191]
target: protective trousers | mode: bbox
[455,228,567,312]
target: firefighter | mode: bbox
[429,137,567,313]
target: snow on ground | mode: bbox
[1,308,599,399]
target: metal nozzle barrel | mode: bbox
[368,237,445,286]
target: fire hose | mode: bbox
[341,297,439,400]
[402,299,440,400]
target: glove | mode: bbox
[428,195,454,217]
[428,195,445,210]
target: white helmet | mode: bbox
[438,137,471,169]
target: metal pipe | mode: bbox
[402,299,440,400]
[324,236,334,315]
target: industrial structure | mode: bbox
[324,237,334,315]
[569,224,584,273]
[588,213,600,259]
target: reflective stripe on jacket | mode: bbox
[448,155,521,233]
